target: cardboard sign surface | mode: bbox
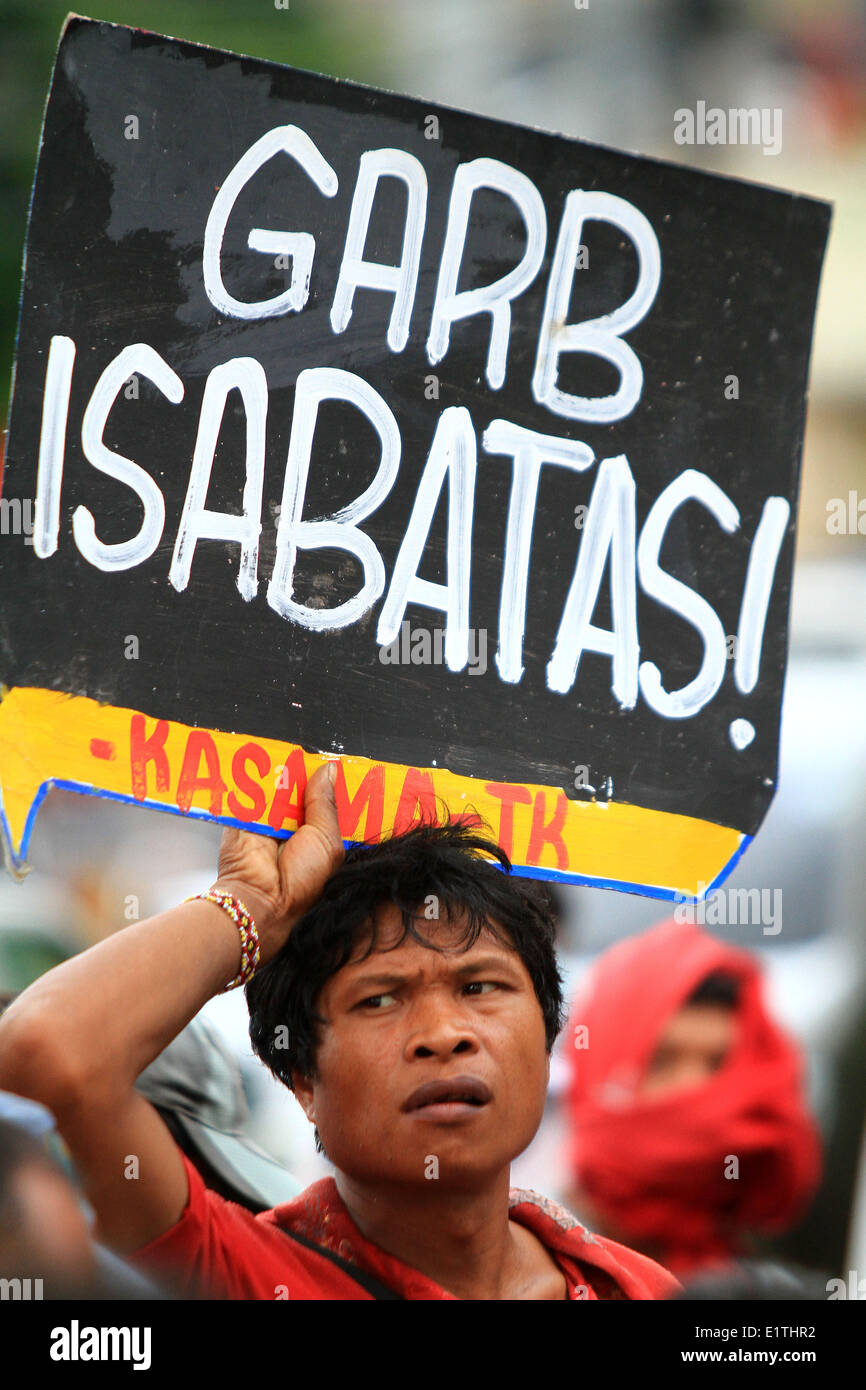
[0,17,830,896]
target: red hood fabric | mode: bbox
[565,919,822,1276]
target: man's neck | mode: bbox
[333,1168,566,1301]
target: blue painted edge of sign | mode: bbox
[0,776,753,903]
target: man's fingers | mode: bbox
[216,824,251,873]
[303,761,345,864]
[276,760,345,901]
[218,823,278,868]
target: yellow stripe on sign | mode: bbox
[0,686,745,897]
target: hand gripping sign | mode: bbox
[0,17,830,898]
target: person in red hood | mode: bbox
[0,765,677,1301]
[563,918,822,1277]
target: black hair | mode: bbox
[247,815,566,1105]
[686,970,741,1009]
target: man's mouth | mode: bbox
[402,1076,493,1112]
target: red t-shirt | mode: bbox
[130,1152,679,1300]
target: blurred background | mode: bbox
[0,0,864,1284]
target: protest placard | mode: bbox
[0,16,830,898]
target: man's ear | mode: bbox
[292,1069,316,1123]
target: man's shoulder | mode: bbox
[508,1186,681,1301]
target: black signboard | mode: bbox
[0,16,830,899]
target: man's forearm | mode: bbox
[0,769,340,1255]
[0,897,244,1107]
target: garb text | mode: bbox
[30,124,787,722]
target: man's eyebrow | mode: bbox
[344,972,411,995]
[344,953,522,995]
[452,953,522,979]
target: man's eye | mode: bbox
[360,993,397,1009]
[464,981,497,995]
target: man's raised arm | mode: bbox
[0,762,343,1254]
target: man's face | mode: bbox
[638,1002,738,1099]
[292,906,550,1190]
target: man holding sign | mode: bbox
[0,763,677,1299]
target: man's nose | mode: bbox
[404,992,480,1060]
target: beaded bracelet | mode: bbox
[185,890,261,991]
